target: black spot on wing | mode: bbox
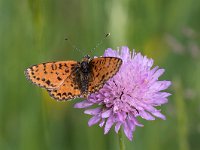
[102,75,105,80]
[57,93,62,97]
[59,64,63,69]
[57,76,62,81]
[46,80,51,85]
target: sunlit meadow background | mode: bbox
[0,0,200,150]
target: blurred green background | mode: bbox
[0,0,199,150]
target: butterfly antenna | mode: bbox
[65,37,84,56]
[90,33,110,55]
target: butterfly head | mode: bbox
[82,55,91,62]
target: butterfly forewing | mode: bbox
[88,57,122,93]
[25,61,82,100]
[25,61,77,89]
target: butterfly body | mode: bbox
[72,55,92,96]
[25,55,122,101]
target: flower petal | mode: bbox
[123,121,133,141]
[99,119,105,127]
[101,109,112,118]
[115,122,122,133]
[104,116,115,134]
[74,100,93,108]
[152,111,166,120]
[88,116,101,126]
[120,46,131,61]
[140,111,155,120]
[84,107,101,115]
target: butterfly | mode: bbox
[25,55,122,101]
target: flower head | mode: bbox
[74,46,171,140]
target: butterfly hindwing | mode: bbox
[48,73,81,100]
[88,57,122,93]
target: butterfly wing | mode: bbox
[25,61,81,100]
[88,57,122,93]
[47,73,81,101]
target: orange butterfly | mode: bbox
[25,55,122,101]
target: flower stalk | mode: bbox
[118,128,126,150]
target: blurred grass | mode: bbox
[174,77,189,150]
[0,0,200,150]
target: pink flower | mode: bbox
[74,46,171,140]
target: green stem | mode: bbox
[118,128,125,150]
